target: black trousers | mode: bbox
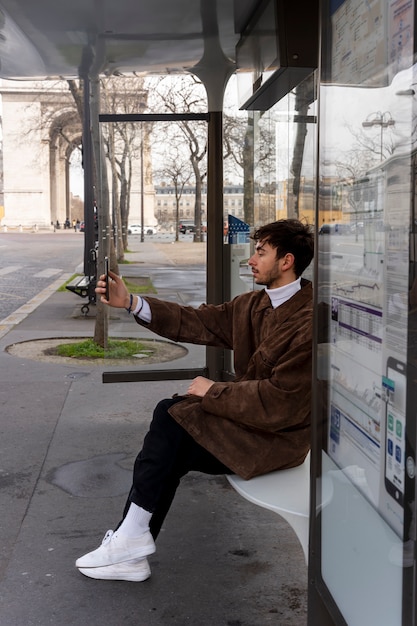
[121,396,232,540]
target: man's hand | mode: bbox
[187,376,215,397]
[96,270,130,309]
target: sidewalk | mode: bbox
[0,242,307,626]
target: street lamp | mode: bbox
[362,111,395,162]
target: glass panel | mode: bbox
[222,73,317,376]
[97,115,207,370]
[317,0,416,623]
[223,73,317,296]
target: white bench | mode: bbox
[227,452,313,563]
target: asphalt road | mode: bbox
[0,230,208,324]
[0,231,84,321]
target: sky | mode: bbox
[69,148,84,198]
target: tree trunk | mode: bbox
[192,157,203,242]
[290,78,314,218]
[90,76,110,349]
[243,116,254,225]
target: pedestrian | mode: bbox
[76,218,314,582]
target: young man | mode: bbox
[76,218,314,581]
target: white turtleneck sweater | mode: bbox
[265,277,301,309]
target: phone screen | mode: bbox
[104,256,109,301]
[384,358,406,507]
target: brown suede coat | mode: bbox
[135,278,313,479]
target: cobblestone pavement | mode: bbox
[0,231,84,321]
[0,231,208,338]
[0,229,208,314]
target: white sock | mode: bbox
[117,503,152,538]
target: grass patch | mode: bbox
[53,338,154,359]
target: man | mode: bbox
[76,218,314,582]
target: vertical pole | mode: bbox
[380,121,384,162]
[206,110,225,380]
[0,115,4,225]
[140,125,144,243]
[82,77,95,276]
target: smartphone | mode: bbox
[104,256,110,301]
[384,357,407,507]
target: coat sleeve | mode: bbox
[134,296,237,348]
[200,328,312,432]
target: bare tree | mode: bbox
[64,78,115,347]
[224,109,276,225]
[290,76,315,217]
[153,128,193,240]
[148,75,207,241]
[100,76,149,258]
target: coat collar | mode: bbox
[254,278,312,321]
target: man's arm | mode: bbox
[96,270,238,348]
[134,296,236,349]
[199,335,312,432]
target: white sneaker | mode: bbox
[78,557,151,582]
[75,529,155,568]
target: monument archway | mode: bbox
[48,109,82,227]
[0,80,81,228]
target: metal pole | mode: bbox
[380,120,384,162]
[140,125,144,243]
[206,110,225,380]
[82,77,95,276]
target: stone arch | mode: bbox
[48,109,82,226]
[0,81,82,228]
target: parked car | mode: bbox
[318,223,334,234]
[179,220,196,234]
[128,224,158,235]
[319,222,354,235]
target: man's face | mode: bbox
[248,240,286,289]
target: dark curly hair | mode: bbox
[252,219,314,277]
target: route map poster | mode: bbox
[330,0,414,86]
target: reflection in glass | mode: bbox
[317,2,416,622]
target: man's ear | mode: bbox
[281,253,295,270]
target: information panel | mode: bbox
[317,143,413,626]
[329,0,414,85]
[315,0,416,623]
[326,164,410,538]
